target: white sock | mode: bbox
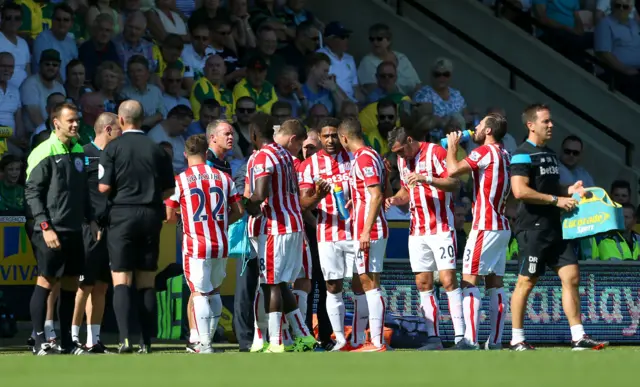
[462,287,481,345]
[71,325,80,342]
[282,320,294,346]
[419,290,439,337]
[189,328,199,343]
[87,324,100,347]
[44,320,56,340]
[488,288,506,346]
[570,324,586,342]
[193,295,213,346]
[268,312,283,346]
[252,288,267,346]
[446,288,465,343]
[292,290,308,321]
[326,291,346,343]
[365,288,386,347]
[511,328,526,345]
[209,293,222,341]
[285,309,311,338]
[352,293,369,345]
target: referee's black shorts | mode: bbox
[516,228,578,277]
[31,230,85,278]
[107,206,164,272]
[80,223,111,286]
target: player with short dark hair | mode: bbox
[509,104,607,351]
[98,100,175,354]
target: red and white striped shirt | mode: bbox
[299,149,353,242]
[398,142,454,236]
[250,143,304,235]
[464,143,511,230]
[166,164,240,259]
[245,151,264,237]
[350,146,388,240]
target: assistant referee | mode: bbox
[98,100,175,354]
[509,104,607,351]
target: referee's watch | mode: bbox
[550,195,558,206]
[40,221,50,231]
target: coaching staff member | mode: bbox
[25,102,99,356]
[509,104,607,351]
[98,100,175,354]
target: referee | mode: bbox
[98,100,175,354]
[25,102,99,355]
[509,104,607,351]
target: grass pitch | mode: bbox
[0,344,638,387]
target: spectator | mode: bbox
[188,0,221,34]
[78,13,120,84]
[0,3,31,90]
[17,0,46,41]
[159,141,174,160]
[588,203,639,260]
[533,0,594,68]
[271,100,293,124]
[317,21,363,102]
[30,92,65,149]
[338,100,359,120]
[163,67,191,114]
[610,179,632,204]
[276,21,319,82]
[20,49,66,134]
[303,52,348,116]
[558,134,595,187]
[283,0,320,29]
[414,57,468,119]
[77,92,105,145]
[121,55,166,129]
[0,53,23,144]
[249,0,292,46]
[190,55,233,120]
[210,18,242,83]
[65,60,92,104]
[152,34,193,92]
[181,23,215,82]
[94,61,124,113]
[246,25,286,83]
[113,11,155,76]
[594,0,640,102]
[229,0,257,50]
[454,205,468,260]
[357,23,420,96]
[121,0,143,22]
[147,104,193,173]
[275,65,305,117]
[184,99,220,138]
[232,56,278,114]
[232,96,256,158]
[32,4,78,83]
[304,103,329,130]
[86,0,123,36]
[595,0,638,22]
[362,98,397,157]
[146,0,188,43]
[365,61,404,104]
[0,154,25,212]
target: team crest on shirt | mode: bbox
[363,167,375,177]
[253,164,264,174]
[74,158,84,172]
[469,151,481,162]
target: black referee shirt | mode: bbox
[99,130,174,207]
[206,148,231,176]
[84,142,108,224]
[510,139,563,233]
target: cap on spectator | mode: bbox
[246,56,268,71]
[40,49,61,63]
[324,21,352,38]
[0,154,21,170]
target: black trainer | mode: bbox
[118,341,134,354]
[138,344,151,354]
[87,341,110,354]
[509,341,535,351]
[571,335,608,351]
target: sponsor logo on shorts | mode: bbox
[528,256,538,274]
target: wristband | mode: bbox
[550,195,558,206]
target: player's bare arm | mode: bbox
[299,180,331,211]
[385,186,410,211]
[165,206,178,223]
[229,200,244,224]
[444,131,472,179]
[511,175,577,211]
[360,184,383,251]
[246,176,270,216]
[98,183,111,195]
[302,210,317,225]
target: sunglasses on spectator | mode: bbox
[215,30,231,36]
[193,35,209,41]
[237,108,256,114]
[165,78,182,84]
[369,36,386,42]
[378,114,395,121]
[433,71,451,78]
[377,73,395,79]
[614,3,631,10]
[563,149,580,156]
[43,62,60,68]
[3,15,21,21]
[55,17,71,22]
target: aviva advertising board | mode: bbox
[0,217,37,285]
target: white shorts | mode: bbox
[462,230,510,276]
[296,234,313,280]
[408,231,457,273]
[183,257,228,294]
[354,238,387,275]
[318,240,355,280]
[258,232,303,284]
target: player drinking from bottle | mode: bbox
[385,124,464,350]
[444,113,511,350]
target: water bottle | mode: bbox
[440,130,475,149]
[333,186,350,220]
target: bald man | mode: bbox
[98,100,175,353]
[70,113,122,353]
[302,129,320,159]
[78,92,107,145]
[113,11,154,75]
